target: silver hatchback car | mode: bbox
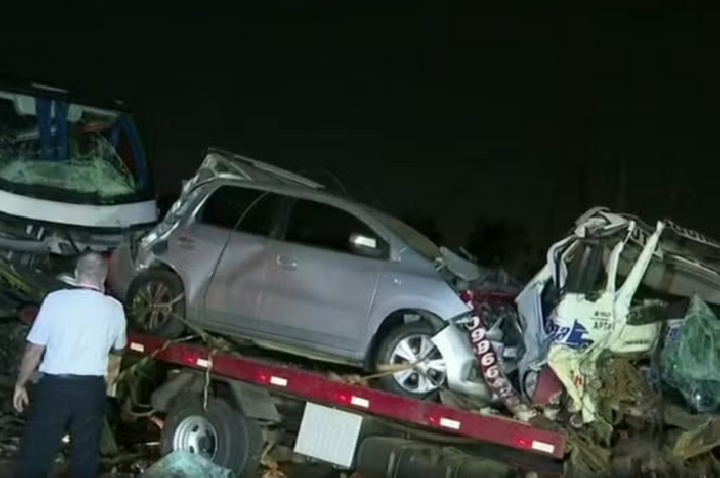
[109,149,480,399]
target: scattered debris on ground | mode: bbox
[7,201,720,477]
[139,451,233,477]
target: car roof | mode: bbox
[202,147,371,209]
[213,174,368,211]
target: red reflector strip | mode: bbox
[196,358,210,368]
[337,394,370,409]
[531,440,556,454]
[126,333,567,459]
[429,415,461,430]
[512,436,555,455]
[179,351,210,368]
[180,353,198,366]
[350,396,369,408]
[257,373,289,387]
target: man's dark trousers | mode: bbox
[16,374,107,478]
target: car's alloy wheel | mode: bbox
[126,269,186,339]
[388,334,447,395]
[132,280,176,331]
[374,320,447,400]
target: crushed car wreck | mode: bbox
[107,148,521,401]
[487,206,720,473]
[513,207,720,420]
[5,129,720,475]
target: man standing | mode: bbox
[13,252,127,478]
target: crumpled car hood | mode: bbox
[576,207,720,304]
[577,206,720,262]
[437,246,521,293]
[438,246,483,282]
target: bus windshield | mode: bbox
[0,88,151,205]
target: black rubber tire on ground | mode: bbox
[125,269,186,339]
[373,320,443,400]
[160,394,264,478]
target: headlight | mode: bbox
[448,311,474,328]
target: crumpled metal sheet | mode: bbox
[139,451,234,478]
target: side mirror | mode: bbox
[349,233,386,258]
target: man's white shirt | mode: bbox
[27,288,127,376]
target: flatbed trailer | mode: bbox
[125,331,568,478]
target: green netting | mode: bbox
[0,135,136,198]
[661,295,720,413]
[140,451,234,478]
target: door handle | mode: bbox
[177,236,195,248]
[276,254,298,271]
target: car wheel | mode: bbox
[126,269,186,339]
[161,395,263,478]
[373,321,447,400]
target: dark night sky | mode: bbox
[0,5,713,245]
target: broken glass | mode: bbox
[0,135,136,197]
[0,89,150,203]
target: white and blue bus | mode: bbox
[0,79,158,260]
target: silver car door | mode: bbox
[258,198,386,357]
[195,185,282,333]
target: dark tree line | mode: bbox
[401,209,444,245]
[401,210,539,280]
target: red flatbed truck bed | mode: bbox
[127,332,567,476]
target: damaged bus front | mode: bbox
[0,79,157,270]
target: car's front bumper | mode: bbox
[431,324,495,401]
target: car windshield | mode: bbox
[0,88,151,204]
[371,209,442,260]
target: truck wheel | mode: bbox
[161,395,263,478]
[373,321,446,400]
[126,269,186,339]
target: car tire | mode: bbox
[160,394,264,478]
[126,269,186,339]
[373,320,445,401]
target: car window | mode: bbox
[198,185,281,237]
[285,199,384,256]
